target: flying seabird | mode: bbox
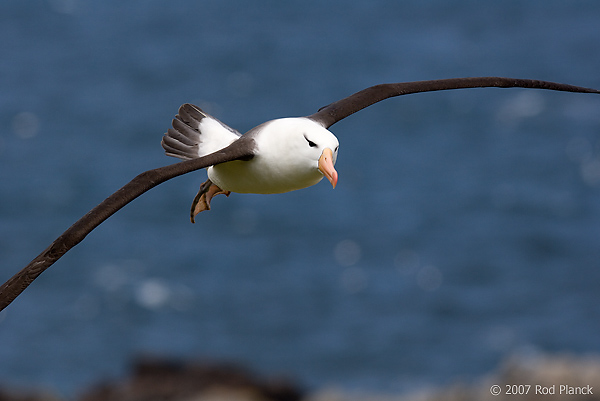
[162,77,600,222]
[1,77,599,311]
[162,105,339,221]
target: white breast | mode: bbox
[207,117,338,194]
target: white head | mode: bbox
[252,117,339,191]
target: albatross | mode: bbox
[1,77,600,311]
[161,77,600,222]
[162,106,339,221]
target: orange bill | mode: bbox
[318,147,338,188]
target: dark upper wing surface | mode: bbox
[308,77,600,128]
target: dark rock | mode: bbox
[0,388,61,401]
[79,354,303,401]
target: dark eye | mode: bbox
[304,135,317,148]
[335,146,339,152]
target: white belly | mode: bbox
[207,156,324,194]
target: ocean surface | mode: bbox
[1,0,600,397]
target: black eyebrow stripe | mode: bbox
[303,134,317,147]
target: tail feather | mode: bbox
[178,102,204,124]
[162,128,197,160]
[162,104,241,161]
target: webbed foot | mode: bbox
[190,179,230,223]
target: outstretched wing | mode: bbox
[162,103,242,160]
[0,138,256,311]
[308,77,600,128]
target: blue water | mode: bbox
[2,0,600,397]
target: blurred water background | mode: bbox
[1,0,600,397]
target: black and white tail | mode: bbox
[162,104,242,161]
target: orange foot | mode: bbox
[190,179,231,223]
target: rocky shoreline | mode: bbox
[1,352,599,401]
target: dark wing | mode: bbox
[308,77,600,128]
[0,139,256,311]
